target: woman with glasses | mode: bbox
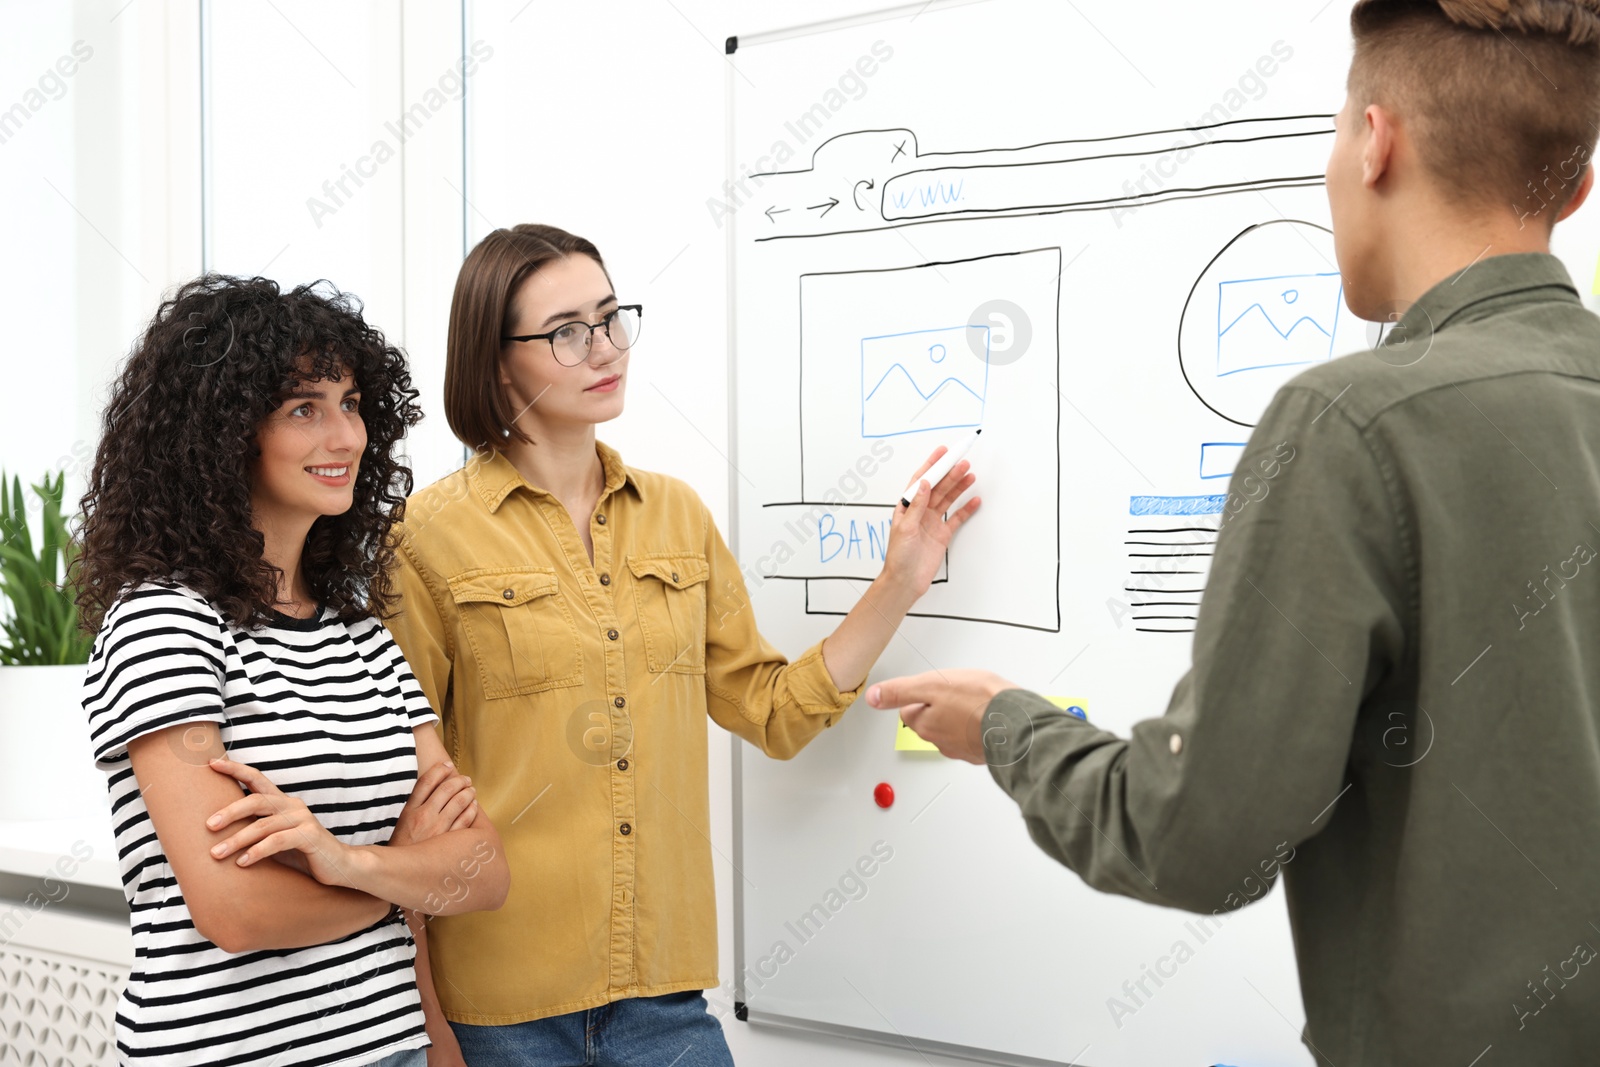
[76,275,509,1067]
[383,223,981,1065]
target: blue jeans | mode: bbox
[450,991,734,1067]
[366,1048,428,1067]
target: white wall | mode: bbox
[0,0,199,537]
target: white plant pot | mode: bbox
[0,664,108,822]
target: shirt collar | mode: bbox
[1385,251,1579,350]
[467,440,644,514]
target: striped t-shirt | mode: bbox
[83,583,438,1067]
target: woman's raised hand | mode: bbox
[882,447,982,598]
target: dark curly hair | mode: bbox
[73,274,422,632]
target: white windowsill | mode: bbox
[0,815,121,890]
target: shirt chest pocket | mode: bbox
[449,568,584,698]
[628,554,710,675]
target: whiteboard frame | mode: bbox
[724,38,751,1030]
[744,1009,1087,1067]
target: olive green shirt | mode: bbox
[984,253,1600,1064]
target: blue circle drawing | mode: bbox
[1281,289,1299,304]
[928,343,947,363]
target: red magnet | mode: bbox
[873,782,895,809]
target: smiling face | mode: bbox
[499,254,628,435]
[250,364,366,531]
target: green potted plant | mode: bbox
[0,471,105,821]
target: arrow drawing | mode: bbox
[853,179,876,210]
[765,206,789,223]
[808,197,840,217]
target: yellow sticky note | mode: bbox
[1046,696,1090,722]
[895,717,940,751]
[1591,250,1600,295]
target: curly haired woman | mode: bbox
[75,275,508,1067]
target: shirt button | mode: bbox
[613,696,626,708]
[616,758,629,771]
[596,514,607,525]
[502,588,515,600]
[1169,733,1183,755]
[619,822,631,836]
[607,628,619,641]
[671,572,679,583]
[600,573,611,586]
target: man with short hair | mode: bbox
[869,1,1600,1060]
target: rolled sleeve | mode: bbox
[702,508,861,759]
[775,641,864,715]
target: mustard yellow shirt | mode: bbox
[385,442,858,1024]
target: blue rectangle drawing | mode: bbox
[1216,271,1342,377]
[1199,442,1248,479]
[860,325,990,438]
[1130,494,1227,516]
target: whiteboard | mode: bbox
[724,3,1415,1064]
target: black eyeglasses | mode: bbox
[502,305,643,367]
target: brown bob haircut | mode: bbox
[1349,0,1600,223]
[444,223,609,452]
